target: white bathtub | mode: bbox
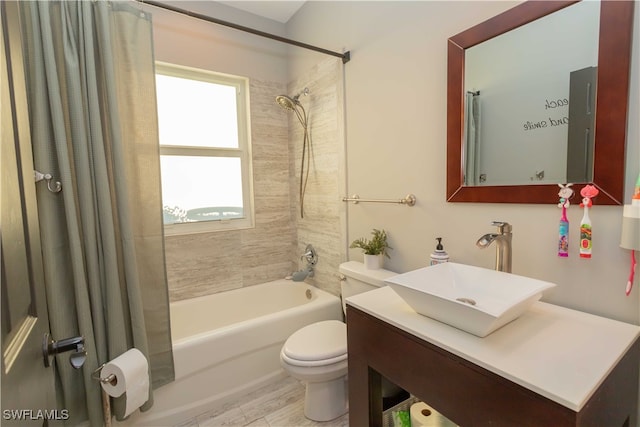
[123,279,342,425]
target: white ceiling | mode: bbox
[218,1,306,23]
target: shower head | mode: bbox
[275,87,309,111]
[276,95,298,111]
[277,87,311,219]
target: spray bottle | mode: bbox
[557,184,574,257]
[579,185,599,258]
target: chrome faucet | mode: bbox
[476,221,512,273]
[290,244,318,282]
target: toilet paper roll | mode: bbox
[410,402,457,427]
[100,348,149,418]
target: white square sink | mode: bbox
[384,263,556,337]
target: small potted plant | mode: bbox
[350,228,392,269]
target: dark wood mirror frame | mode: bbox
[447,0,634,204]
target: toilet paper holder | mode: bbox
[92,364,116,427]
[92,364,117,386]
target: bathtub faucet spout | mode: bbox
[291,266,314,282]
[289,244,318,282]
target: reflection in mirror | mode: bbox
[447,0,634,204]
[463,1,600,187]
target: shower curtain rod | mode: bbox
[139,1,351,64]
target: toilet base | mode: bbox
[304,376,348,422]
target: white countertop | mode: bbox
[346,286,640,412]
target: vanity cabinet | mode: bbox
[346,287,640,427]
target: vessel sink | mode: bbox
[384,263,556,337]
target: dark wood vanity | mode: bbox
[346,290,640,427]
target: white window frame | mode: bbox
[156,62,254,235]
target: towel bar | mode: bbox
[342,193,416,207]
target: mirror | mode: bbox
[464,2,600,187]
[447,0,634,204]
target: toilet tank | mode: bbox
[339,261,396,314]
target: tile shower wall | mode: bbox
[165,79,295,301]
[165,58,345,301]
[288,58,346,297]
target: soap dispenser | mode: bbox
[430,237,450,265]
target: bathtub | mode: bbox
[123,279,342,426]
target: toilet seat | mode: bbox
[281,320,347,367]
[281,351,347,367]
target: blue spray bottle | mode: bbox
[557,183,574,257]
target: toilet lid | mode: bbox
[282,320,347,362]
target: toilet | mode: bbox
[280,261,397,421]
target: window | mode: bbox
[155,62,254,234]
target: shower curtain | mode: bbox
[463,92,481,186]
[19,1,173,425]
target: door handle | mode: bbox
[42,333,87,369]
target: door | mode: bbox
[1,1,58,425]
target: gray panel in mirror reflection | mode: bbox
[566,66,597,183]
